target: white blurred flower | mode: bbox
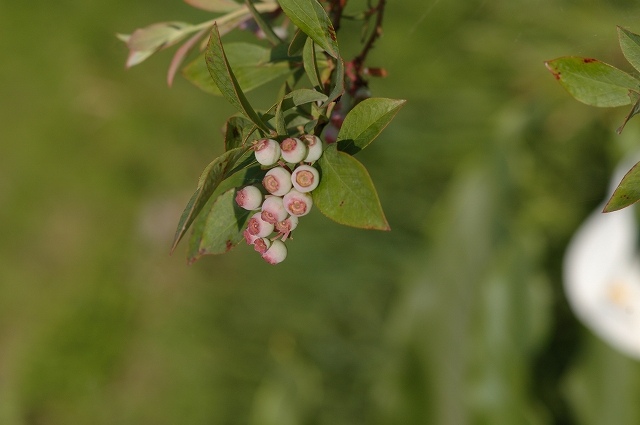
[564,158,640,359]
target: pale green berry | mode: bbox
[291,165,319,193]
[247,213,274,237]
[254,138,281,166]
[235,185,262,210]
[280,137,307,163]
[262,239,287,264]
[300,134,324,162]
[263,167,292,196]
[283,189,313,217]
[261,196,288,224]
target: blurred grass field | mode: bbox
[2,0,640,424]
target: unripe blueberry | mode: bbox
[235,185,263,210]
[247,212,274,237]
[244,228,259,245]
[253,237,271,254]
[291,165,319,193]
[280,137,307,163]
[261,196,288,224]
[283,189,313,217]
[262,239,287,264]
[274,215,299,241]
[262,167,292,196]
[323,124,338,144]
[299,134,324,162]
[254,138,281,166]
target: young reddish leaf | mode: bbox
[184,42,292,96]
[313,145,389,230]
[544,57,640,107]
[171,147,248,253]
[184,0,243,12]
[167,28,208,87]
[604,161,640,212]
[278,0,339,59]
[337,98,406,154]
[618,26,640,73]
[127,22,191,51]
[205,25,271,132]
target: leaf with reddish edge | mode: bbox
[604,161,640,212]
[184,0,242,12]
[205,25,270,132]
[171,147,248,254]
[337,98,406,154]
[313,145,389,230]
[544,56,640,107]
[168,28,208,87]
[278,0,339,59]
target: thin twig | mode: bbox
[352,0,385,88]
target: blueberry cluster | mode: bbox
[235,135,324,264]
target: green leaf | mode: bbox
[186,42,292,97]
[188,189,252,262]
[313,145,389,230]
[288,29,308,56]
[320,56,344,108]
[616,91,640,134]
[603,161,640,212]
[278,0,339,59]
[183,0,242,12]
[171,147,248,253]
[275,100,287,135]
[303,38,322,89]
[205,24,270,132]
[245,0,283,45]
[188,166,266,262]
[544,56,640,107]
[262,88,327,122]
[224,116,258,150]
[618,26,640,73]
[337,98,406,154]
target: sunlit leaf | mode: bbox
[337,98,406,154]
[618,26,640,73]
[184,42,293,96]
[604,161,640,212]
[545,57,640,107]
[313,145,389,230]
[278,0,339,58]
[205,25,270,132]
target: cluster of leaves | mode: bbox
[545,26,640,213]
[119,0,405,263]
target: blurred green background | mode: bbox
[2,0,640,424]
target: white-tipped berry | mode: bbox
[247,212,274,237]
[274,215,298,241]
[235,185,263,210]
[254,138,281,166]
[262,167,292,196]
[283,189,313,217]
[261,196,288,224]
[291,165,320,193]
[324,124,338,144]
[262,239,287,264]
[300,134,324,162]
[253,237,271,254]
[280,137,307,163]
[244,228,259,245]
